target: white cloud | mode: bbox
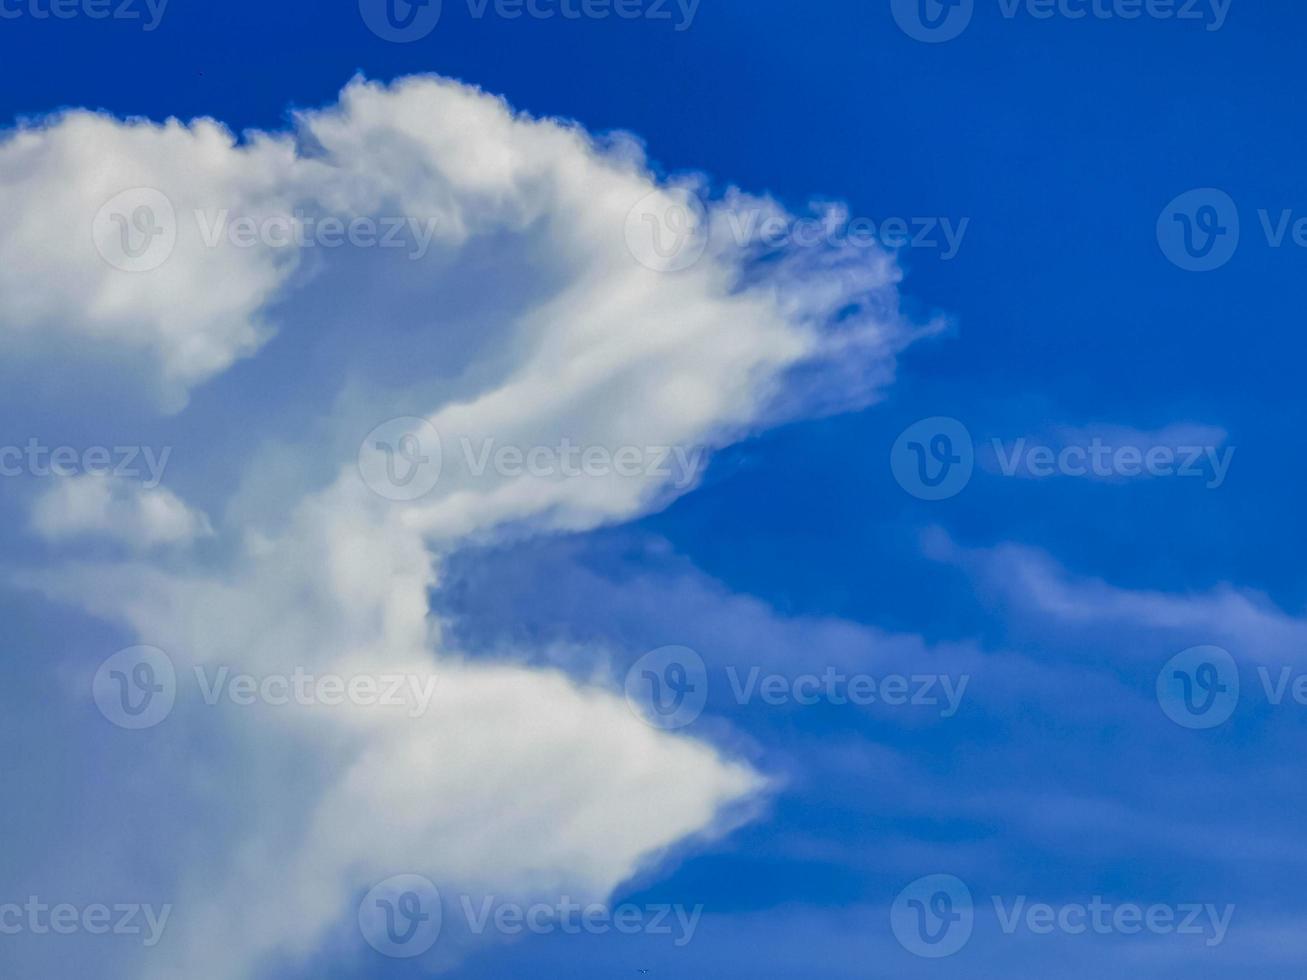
[4,73,922,979]
[30,475,213,549]
[926,530,1307,662]
[0,114,301,408]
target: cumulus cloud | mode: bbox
[3,74,922,979]
[0,114,299,408]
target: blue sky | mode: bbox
[2,1,1305,977]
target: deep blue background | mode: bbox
[3,2,1299,606]
[3,1,1303,976]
